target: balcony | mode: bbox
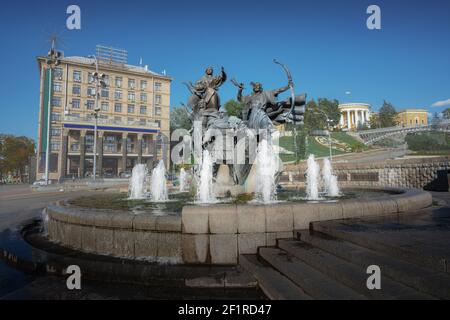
[64,115,160,130]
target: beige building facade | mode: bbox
[36,50,171,181]
[396,109,428,127]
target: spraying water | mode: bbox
[179,168,189,192]
[322,158,340,197]
[255,139,279,203]
[196,149,216,203]
[150,160,168,202]
[306,154,320,200]
[129,164,148,199]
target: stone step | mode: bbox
[239,254,311,300]
[258,247,366,300]
[297,229,450,299]
[311,220,449,274]
[278,239,435,300]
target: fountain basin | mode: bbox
[44,188,432,265]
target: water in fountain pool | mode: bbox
[179,168,189,192]
[150,160,168,202]
[322,158,340,197]
[255,139,280,203]
[196,149,217,204]
[129,164,149,200]
[306,154,321,200]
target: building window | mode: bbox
[85,134,94,153]
[127,104,135,113]
[127,117,134,125]
[50,141,60,151]
[88,72,94,84]
[51,112,61,121]
[115,90,122,100]
[139,118,146,126]
[86,100,95,110]
[72,99,81,109]
[140,93,147,102]
[53,68,63,79]
[140,106,147,114]
[155,82,162,91]
[51,128,61,136]
[127,138,135,153]
[87,86,95,97]
[155,120,161,128]
[70,142,79,152]
[115,77,122,88]
[53,82,62,92]
[73,71,82,82]
[52,97,62,107]
[114,116,122,123]
[101,102,109,111]
[128,79,135,89]
[99,115,108,120]
[155,94,162,104]
[114,103,122,113]
[72,85,81,95]
[101,88,109,98]
[105,136,118,153]
[103,75,110,86]
[140,80,147,90]
[128,91,135,101]
[155,106,162,116]
[71,113,80,118]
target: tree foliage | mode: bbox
[303,98,340,132]
[442,108,450,119]
[0,134,35,180]
[170,107,192,133]
[223,99,244,118]
[378,100,397,127]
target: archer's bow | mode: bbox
[273,59,296,123]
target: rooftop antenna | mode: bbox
[139,57,143,67]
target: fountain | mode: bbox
[306,154,320,200]
[255,139,280,203]
[150,160,168,202]
[179,168,189,192]
[129,164,148,200]
[322,158,340,197]
[38,63,433,266]
[196,149,216,204]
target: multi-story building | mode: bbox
[396,109,428,127]
[36,46,171,181]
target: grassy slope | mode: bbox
[279,132,366,162]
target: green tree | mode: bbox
[369,113,381,129]
[318,98,341,126]
[303,98,340,132]
[170,107,191,133]
[0,134,35,182]
[378,100,397,127]
[223,99,244,118]
[442,108,450,119]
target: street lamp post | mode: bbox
[315,109,334,162]
[44,40,61,185]
[88,55,106,180]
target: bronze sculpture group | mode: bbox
[184,61,307,188]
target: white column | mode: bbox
[355,110,359,127]
[340,113,344,127]
[346,110,351,129]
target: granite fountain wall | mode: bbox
[46,188,432,265]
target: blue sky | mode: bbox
[0,0,449,139]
